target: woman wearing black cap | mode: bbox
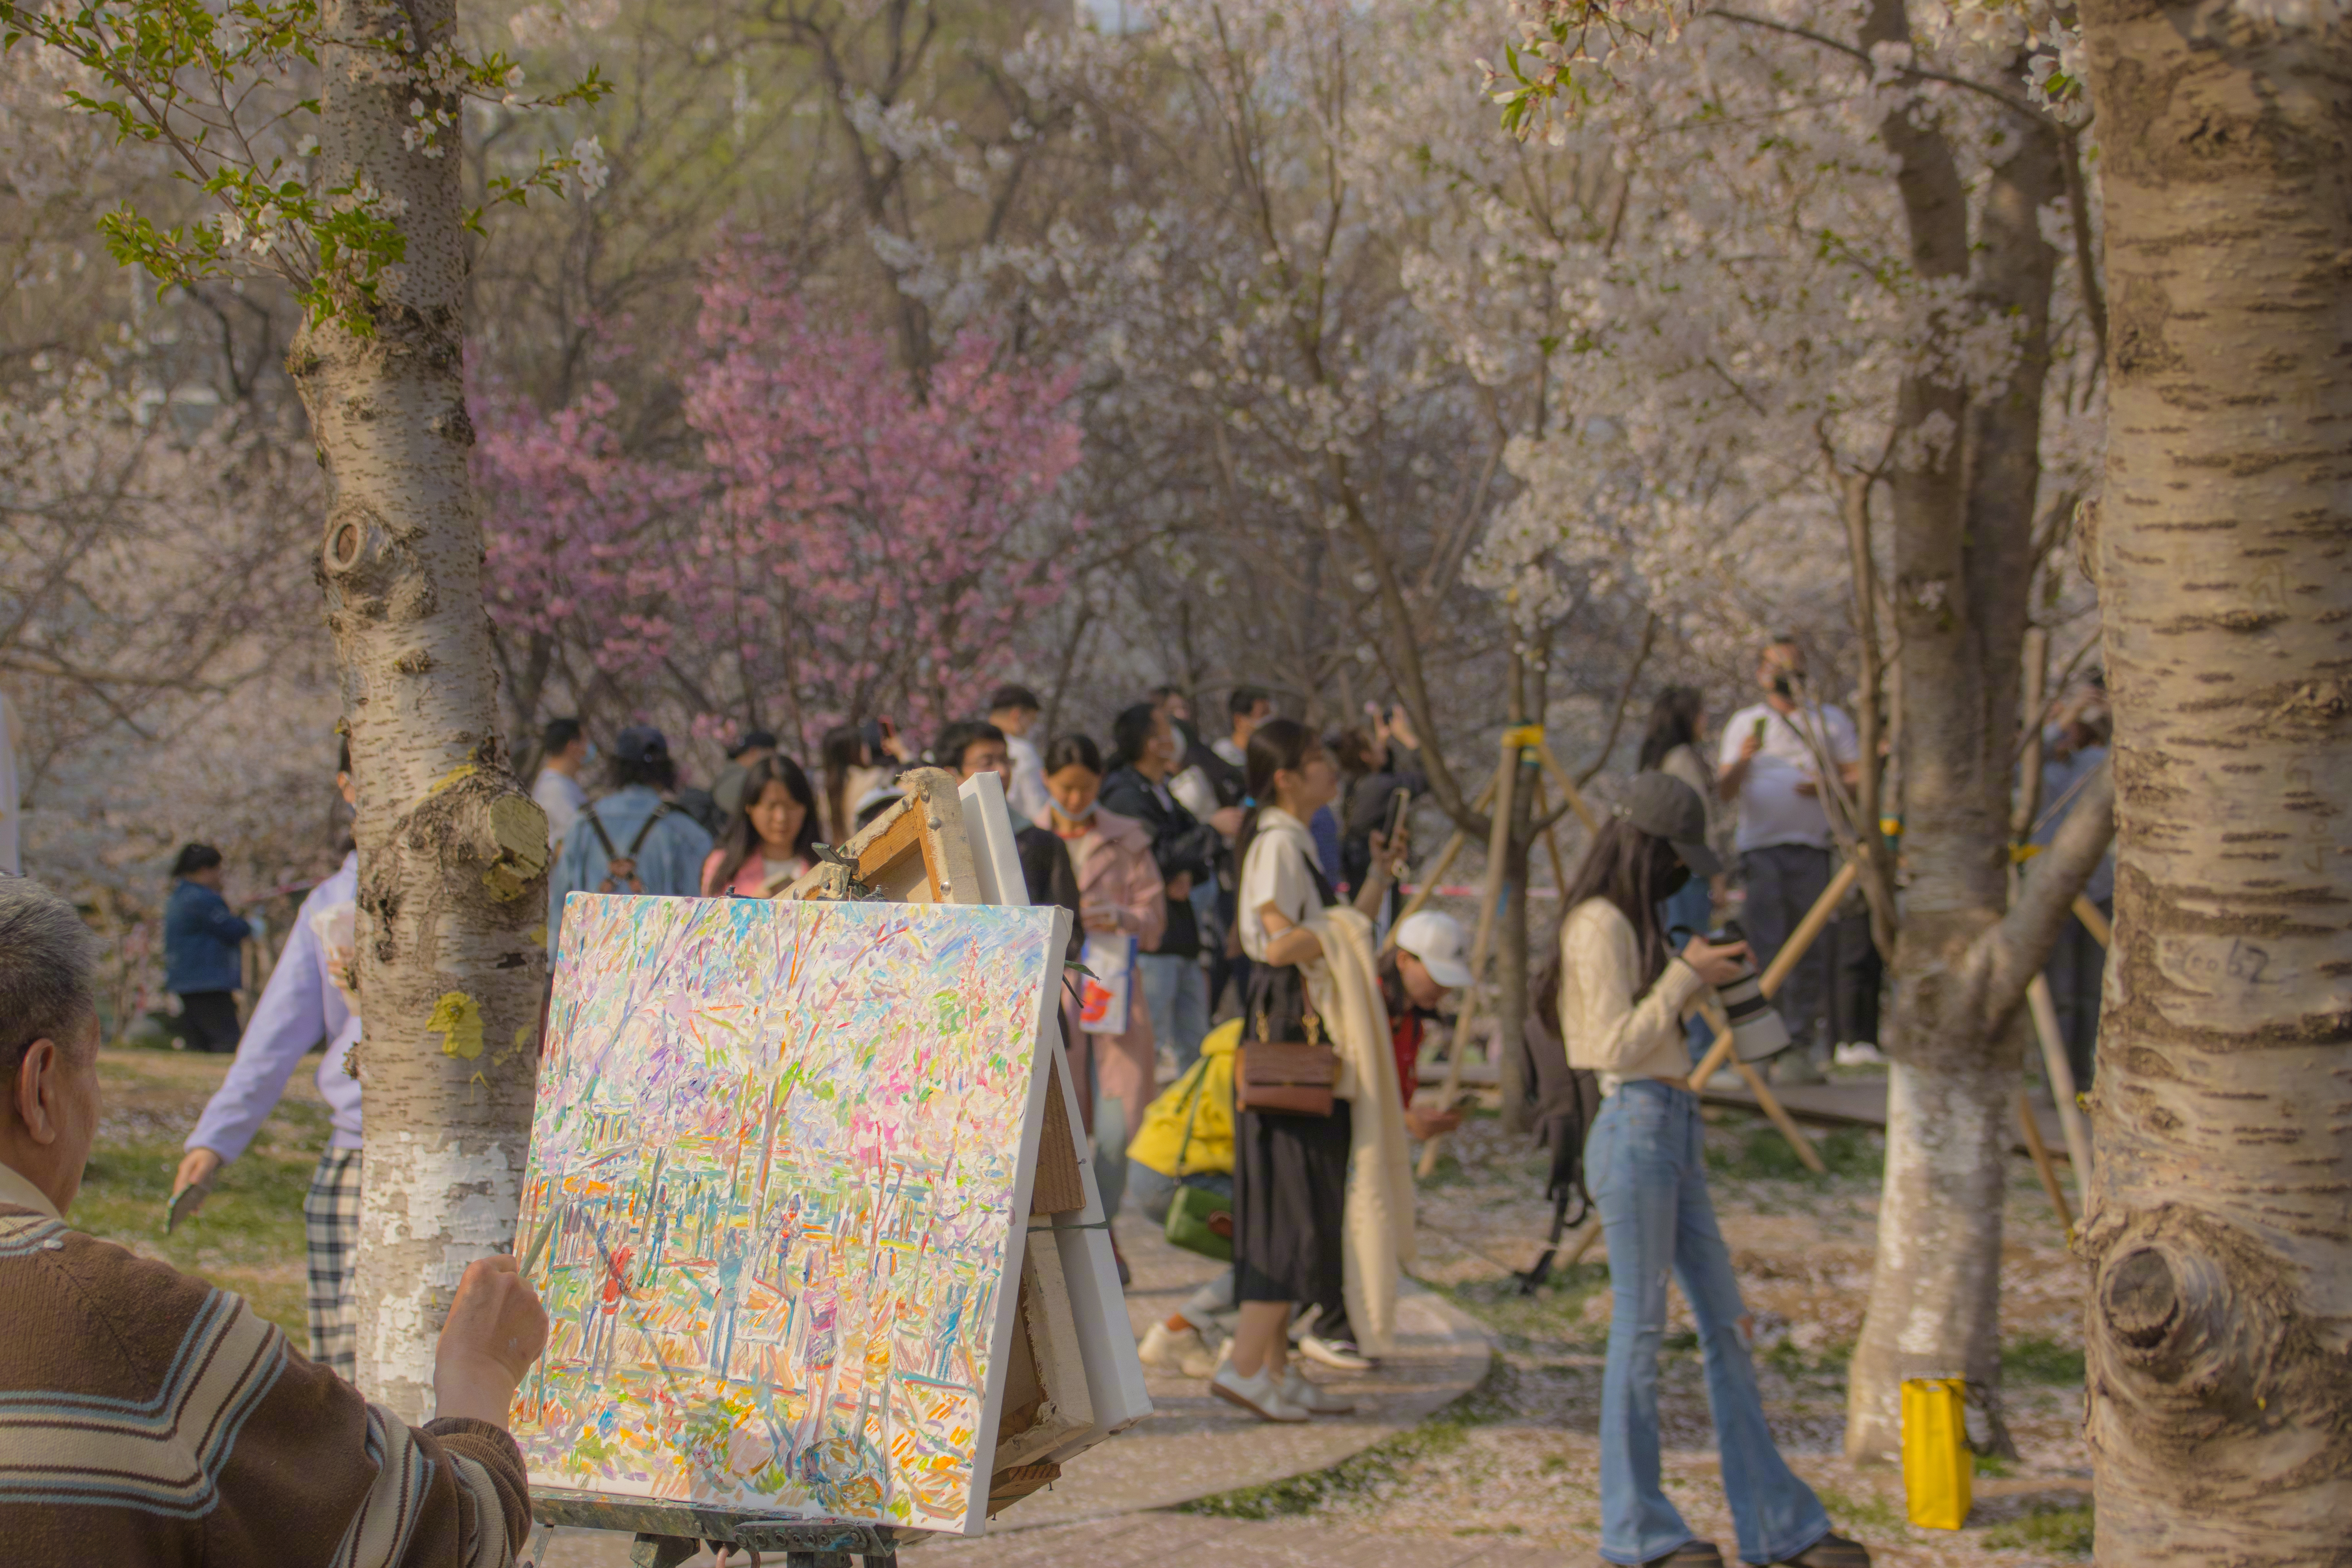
[1560,771,1867,1568]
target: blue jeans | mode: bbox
[1589,1081,1829,1566]
[1139,953,1210,1078]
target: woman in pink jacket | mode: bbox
[1036,732,1165,1241]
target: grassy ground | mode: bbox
[75,1046,333,1339]
[1184,1097,2096,1564]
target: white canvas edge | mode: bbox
[953,898,1073,1537]
[953,774,1154,1463]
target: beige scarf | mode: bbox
[1302,904,1417,1357]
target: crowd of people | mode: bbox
[35,636,2116,1568]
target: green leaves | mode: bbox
[2,0,607,335]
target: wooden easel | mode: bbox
[532,770,1141,1565]
[775,768,1145,1502]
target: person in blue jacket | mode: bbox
[163,843,252,1054]
[174,748,367,1378]
[544,724,713,954]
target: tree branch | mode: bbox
[1706,8,2056,128]
[1576,609,1659,786]
[1980,761,2113,1023]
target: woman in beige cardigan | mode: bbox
[1559,772,1866,1568]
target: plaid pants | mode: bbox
[303,1148,362,1380]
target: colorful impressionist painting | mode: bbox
[510,893,1063,1533]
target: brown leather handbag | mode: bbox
[1236,995,1339,1117]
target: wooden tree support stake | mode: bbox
[1529,774,1570,897]
[1382,764,1503,951]
[2027,973,2094,1183]
[1417,734,1523,1179]
[1701,998,1827,1174]
[2072,895,2111,949]
[2016,1085,2073,1231]
[1532,740,1601,833]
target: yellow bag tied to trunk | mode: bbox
[1901,1377,1973,1530]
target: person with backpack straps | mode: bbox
[1558,771,1867,1568]
[544,725,714,955]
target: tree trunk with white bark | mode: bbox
[1843,13,2095,1459]
[292,0,551,1419]
[2077,1,2352,1556]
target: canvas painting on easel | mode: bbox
[510,891,1067,1535]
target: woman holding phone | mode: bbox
[1560,771,1867,1568]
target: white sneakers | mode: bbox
[1208,1358,1356,1422]
[1281,1367,1354,1415]
[1298,1333,1375,1372]
[1210,1361,1310,1422]
[1137,1320,1220,1379]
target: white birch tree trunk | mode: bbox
[2078,0,2352,1555]
[1842,0,2042,1461]
[293,0,551,1419]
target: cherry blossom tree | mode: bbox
[1474,0,2114,1462]
[2063,0,2352,1556]
[3,0,609,1412]
[474,246,1083,758]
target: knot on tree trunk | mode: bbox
[2087,1207,2293,1425]
[356,761,548,967]
[317,500,436,625]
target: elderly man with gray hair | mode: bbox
[0,877,549,1567]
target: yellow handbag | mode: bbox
[1900,1377,1973,1530]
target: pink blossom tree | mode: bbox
[473,377,696,738]
[475,245,1083,760]
[681,249,1081,751]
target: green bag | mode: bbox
[1161,1079,1235,1263]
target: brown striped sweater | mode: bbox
[0,1181,529,1568]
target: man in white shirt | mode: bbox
[530,716,590,855]
[1717,638,1860,1074]
[987,684,1053,824]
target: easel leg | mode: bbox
[632,1535,699,1568]
[2016,1085,2073,1231]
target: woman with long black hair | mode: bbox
[1214,717,1412,1423]
[1560,772,1866,1568]
[701,754,822,897]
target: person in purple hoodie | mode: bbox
[172,740,366,1379]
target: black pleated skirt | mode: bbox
[1233,1100,1352,1305]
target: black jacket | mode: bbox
[1016,824,1084,960]
[1339,746,1428,895]
[1100,764,1221,958]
